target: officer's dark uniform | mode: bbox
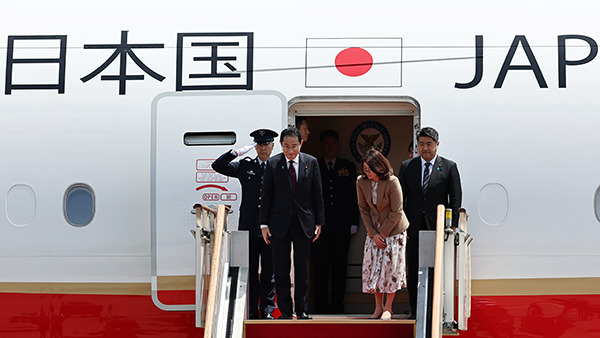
[211,129,278,319]
[312,157,359,314]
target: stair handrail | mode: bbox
[457,207,472,331]
[431,205,446,337]
[203,204,229,338]
[193,204,216,328]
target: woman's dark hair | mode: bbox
[361,149,393,180]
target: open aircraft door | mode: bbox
[150,91,286,311]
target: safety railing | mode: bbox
[456,208,473,331]
[191,204,231,338]
[191,204,216,328]
[203,204,230,338]
[431,205,446,337]
[191,203,248,338]
[417,205,472,338]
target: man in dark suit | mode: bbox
[211,129,278,320]
[260,127,325,320]
[313,129,359,314]
[398,127,462,319]
[296,116,311,143]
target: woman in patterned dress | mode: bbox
[357,149,409,320]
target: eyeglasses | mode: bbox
[282,144,300,151]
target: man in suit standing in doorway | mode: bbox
[295,116,311,143]
[313,129,359,314]
[260,127,325,320]
[398,127,462,319]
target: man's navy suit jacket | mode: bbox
[398,155,462,238]
[260,152,326,239]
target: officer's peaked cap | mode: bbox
[250,129,278,144]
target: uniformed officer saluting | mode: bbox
[211,128,278,320]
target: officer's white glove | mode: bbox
[350,225,358,235]
[233,143,256,157]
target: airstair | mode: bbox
[190,204,472,338]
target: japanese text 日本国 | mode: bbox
[4,31,253,95]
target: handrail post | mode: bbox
[193,204,217,328]
[431,205,446,338]
[427,205,472,337]
[442,208,457,333]
[457,208,472,331]
[203,205,229,338]
[415,230,436,338]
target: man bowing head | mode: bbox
[260,127,325,320]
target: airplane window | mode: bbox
[64,183,95,227]
[183,132,236,146]
[595,186,600,223]
[478,183,509,225]
[6,184,36,226]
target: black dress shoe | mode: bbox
[297,312,312,320]
[262,312,275,320]
[278,314,292,319]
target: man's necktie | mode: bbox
[259,162,266,178]
[289,160,297,192]
[328,161,334,172]
[423,162,431,194]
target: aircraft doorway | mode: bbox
[288,96,420,315]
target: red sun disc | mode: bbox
[335,47,373,77]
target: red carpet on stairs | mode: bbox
[244,319,415,338]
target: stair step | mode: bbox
[245,317,415,338]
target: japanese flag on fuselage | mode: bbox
[305,38,402,88]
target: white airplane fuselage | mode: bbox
[1,1,599,336]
